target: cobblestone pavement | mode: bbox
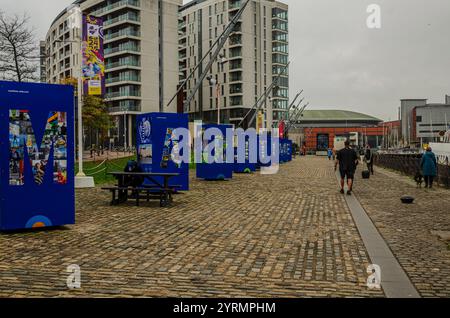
[353,165,450,298]
[0,157,384,297]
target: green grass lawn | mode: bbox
[75,156,136,185]
[76,155,196,185]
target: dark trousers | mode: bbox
[366,162,374,174]
[424,176,434,187]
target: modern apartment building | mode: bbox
[179,0,289,128]
[44,0,182,147]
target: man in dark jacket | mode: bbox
[335,140,359,195]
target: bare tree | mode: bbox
[0,11,38,82]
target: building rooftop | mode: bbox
[300,110,382,122]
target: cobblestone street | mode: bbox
[354,165,450,297]
[0,156,387,297]
[3,155,448,297]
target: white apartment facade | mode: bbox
[44,0,182,147]
[179,0,289,128]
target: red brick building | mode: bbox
[290,110,391,151]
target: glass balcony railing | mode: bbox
[229,85,242,94]
[106,75,140,84]
[105,91,141,99]
[108,104,141,113]
[229,0,241,10]
[106,60,140,69]
[229,61,242,70]
[104,13,140,26]
[272,20,288,32]
[90,0,140,17]
[105,44,140,55]
[105,29,140,40]
[229,47,242,58]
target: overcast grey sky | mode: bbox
[1,0,449,120]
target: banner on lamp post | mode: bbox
[82,15,105,96]
[279,120,285,139]
[256,111,264,134]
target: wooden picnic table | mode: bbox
[103,171,181,207]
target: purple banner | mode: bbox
[82,15,105,96]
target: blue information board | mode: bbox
[233,146,256,174]
[0,81,75,231]
[136,113,189,191]
[256,133,273,169]
[280,139,292,163]
[286,139,293,162]
[280,139,293,163]
[196,124,233,180]
[233,130,256,174]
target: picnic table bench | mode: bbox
[102,172,181,207]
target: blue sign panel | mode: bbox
[0,81,75,231]
[136,113,189,191]
[233,135,256,174]
[286,139,293,162]
[197,124,233,180]
[233,145,257,174]
[256,133,273,169]
[280,139,293,163]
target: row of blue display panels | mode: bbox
[136,113,293,187]
[0,79,293,231]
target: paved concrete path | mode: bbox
[0,156,384,297]
[336,170,420,298]
[353,164,450,297]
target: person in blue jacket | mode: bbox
[327,148,333,160]
[421,147,437,188]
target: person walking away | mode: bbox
[421,147,437,188]
[364,145,374,175]
[327,148,333,160]
[335,140,359,195]
[359,147,365,164]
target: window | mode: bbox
[317,134,330,151]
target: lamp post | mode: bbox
[63,5,95,188]
[206,54,227,125]
[207,76,219,124]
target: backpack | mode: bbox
[124,160,144,187]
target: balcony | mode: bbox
[229,47,242,58]
[106,75,140,84]
[90,0,140,17]
[108,104,141,113]
[272,20,288,32]
[104,13,140,27]
[229,84,242,95]
[229,60,242,70]
[272,8,288,21]
[105,29,140,41]
[105,44,140,56]
[229,34,242,46]
[105,90,141,100]
[229,72,242,83]
[229,0,241,10]
[230,96,243,107]
[106,60,140,70]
